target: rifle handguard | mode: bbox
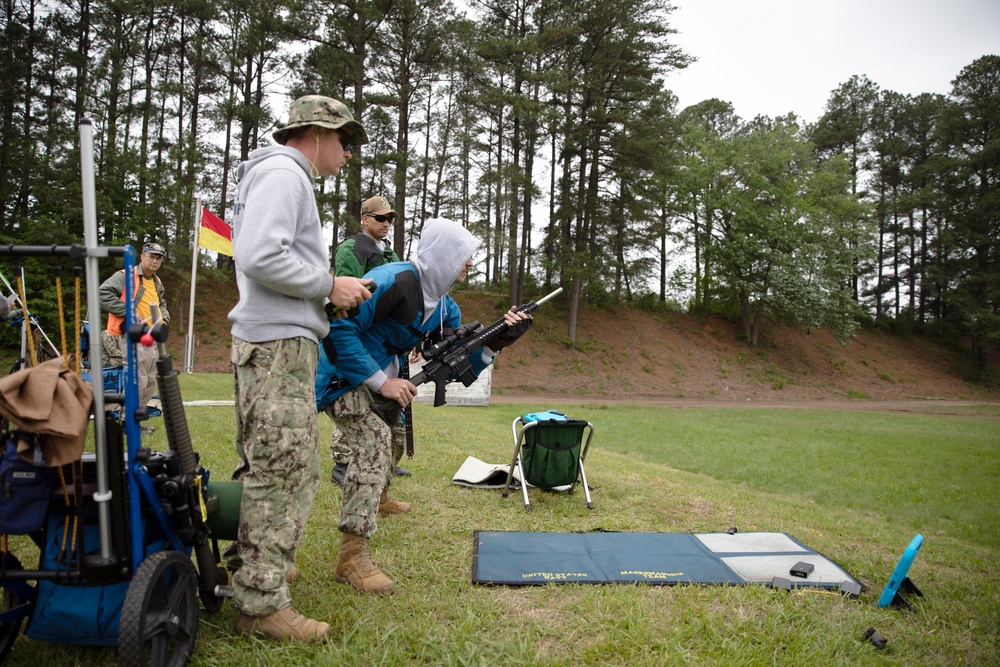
[486,317,532,352]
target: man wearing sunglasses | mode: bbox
[225,95,373,643]
[329,196,413,489]
[335,196,399,278]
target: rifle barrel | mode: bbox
[530,286,563,308]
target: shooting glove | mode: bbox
[487,317,532,353]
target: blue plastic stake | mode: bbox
[878,534,925,609]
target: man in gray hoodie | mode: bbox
[226,95,373,643]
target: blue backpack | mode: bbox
[0,434,55,535]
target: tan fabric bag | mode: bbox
[0,356,93,466]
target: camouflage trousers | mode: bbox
[100,331,157,409]
[323,386,397,538]
[330,399,406,468]
[227,336,320,617]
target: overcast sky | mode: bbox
[664,0,1000,125]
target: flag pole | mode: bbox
[185,196,200,373]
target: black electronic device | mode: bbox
[790,561,815,578]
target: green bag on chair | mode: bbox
[519,410,588,489]
[504,410,595,511]
[520,414,586,488]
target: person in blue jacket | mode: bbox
[315,217,530,595]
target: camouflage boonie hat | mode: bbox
[272,95,369,146]
[361,196,395,217]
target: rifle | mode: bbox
[409,287,562,406]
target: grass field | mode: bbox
[3,374,999,666]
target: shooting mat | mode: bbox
[472,531,861,589]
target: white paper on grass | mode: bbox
[451,455,572,491]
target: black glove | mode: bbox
[488,317,532,352]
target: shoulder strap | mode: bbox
[321,335,337,364]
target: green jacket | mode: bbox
[334,232,399,278]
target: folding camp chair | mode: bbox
[502,410,594,512]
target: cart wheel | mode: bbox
[0,553,27,661]
[199,565,228,614]
[118,550,199,667]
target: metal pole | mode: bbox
[80,119,113,560]
[185,197,200,373]
[17,269,27,366]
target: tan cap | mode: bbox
[272,95,369,146]
[361,196,395,217]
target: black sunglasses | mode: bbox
[369,214,394,223]
[338,133,354,152]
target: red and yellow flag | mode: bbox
[199,208,233,257]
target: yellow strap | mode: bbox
[56,466,70,556]
[57,465,69,506]
[74,272,82,375]
[59,506,70,556]
[69,464,79,559]
[55,273,68,368]
[195,476,208,522]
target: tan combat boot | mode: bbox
[378,488,410,516]
[334,532,394,595]
[235,606,332,642]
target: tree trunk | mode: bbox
[567,273,582,344]
[739,290,752,344]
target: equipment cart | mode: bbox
[0,120,231,666]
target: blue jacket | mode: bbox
[315,262,490,412]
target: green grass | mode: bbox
[3,374,999,666]
[584,405,1000,548]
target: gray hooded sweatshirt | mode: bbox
[227,146,335,343]
[412,217,481,326]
